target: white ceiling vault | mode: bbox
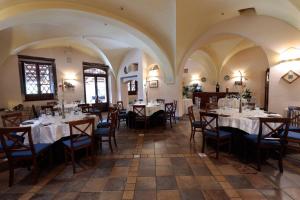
[0,0,175,82]
[1,0,300,82]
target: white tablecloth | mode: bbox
[129,102,164,116]
[208,108,281,135]
[218,98,245,109]
[20,113,97,144]
[183,98,193,114]
[54,103,78,112]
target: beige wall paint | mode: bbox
[220,47,269,107]
[183,47,269,107]
[0,47,117,108]
[269,61,300,115]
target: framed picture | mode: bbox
[281,70,300,84]
[149,80,158,88]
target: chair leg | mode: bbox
[64,148,68,165]
[70,151,76,174]
[202,135,206,153]
[216,141,220,159]
[8,163,14,187]
[278,148,283,173]
[190,127,194,142]
[170,116,172,128]
[113,136,118,148]
[256,149,261,171]
[32,161,39,184]
[109,137,113,153]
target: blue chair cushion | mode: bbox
[287,131,300,140]
[289,126,300,132]
[11,143,51,158]
[97,120,110,128]
[62,136,91,148]
[204,130,232,138]
[95,128,110,136]
[0,140,14,151]
[244,134,281,145]
[192,121,202,128]
[118,113,127,118]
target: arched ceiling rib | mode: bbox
[0,2,174,83]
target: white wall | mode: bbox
[220,47,269,107]
[269,61,300,115]
[0,47,117,108]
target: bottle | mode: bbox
[216,82,220,92]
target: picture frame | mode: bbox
[281,70,300,84]
[149,80,158,88]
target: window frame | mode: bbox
[18,55,58,101]
[128,80,137,95]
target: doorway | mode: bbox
[83,62,109,111]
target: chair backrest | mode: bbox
[32,105,39,118]
[133,105,146,119]
[173,100,177,112]
[165,103,174,114]
[46,101,58,106]
[12,104,24,111]
[40,105,54,115]
[107,107,117,125]
[288,106,300,128]
[200,111,219,135]
[1,112,22,127]
[109,111,118,135]
[68,118,95,148]
[0,127,36,159]
[156,99,165,104]
[257,117,290,145]
[78,104,91,113]
[205,103,218,111]
[187,106,195,125]
[116,101,124,110]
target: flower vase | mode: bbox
[239,97,242,113]
[62,99,66,119]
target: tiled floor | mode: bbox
[1,116,300,200]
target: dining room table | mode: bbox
[207,108,282,135]
[20,112,98,144]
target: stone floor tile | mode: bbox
[134,190,156,200]
[157,190,181,200]
[135,177,156,190]
[103,177,126,191]
[156,176,177,190]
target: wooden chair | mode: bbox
[78,104,91,113]
[97,107,117,128]
[165,103,174,128]
[40,105,55,116]
[205,103,218,111]
[117,101,127,113]
[172,100,177,124]
[62,118,95,174]
[188,106,202,141]
[286,106,300,150]
[156,99,165,105]
[195,97,201,109]
[117,107,127,129]
[133,105,147,129]
[200,112,232,159]
[287,106,300,131]
[32,105,39,118]
[91,103,103,122]
[46,101,58,106]
[94,111,118,153]
[244,117,290,172]
[1,112,22,127]
[0,127,51,186]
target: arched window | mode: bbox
[83,62,109,110]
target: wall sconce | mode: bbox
[148,65,159,78]
[233,70,247,85]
